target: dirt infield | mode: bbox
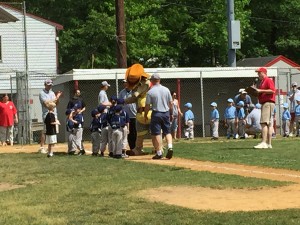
[1,143,300,212]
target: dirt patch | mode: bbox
[0,183,25,192]
[129,156,300,212]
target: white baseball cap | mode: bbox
[101,81,110,87]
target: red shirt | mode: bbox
[258,77,276,104]
[0,101,17,126]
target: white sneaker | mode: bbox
[39,147,48,154]
[122,153,129,158]
[289,133,294,137]
[47,152,53,158]
[254,142,268,149]
[268,144,272,149]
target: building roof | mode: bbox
[0,7,19,23]
[0,3,63,30]
[237,55,300,68]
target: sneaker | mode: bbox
[268,144,272,149]
[47,152,53,158]
[78,150,86,156]
[91,152,98,156]
[122,153,129,158]
[39,147,48,154]
[109,152,114,158]
[152,154,163,160]
[165,149,173,159]
[253,142,268,149]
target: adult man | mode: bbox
[118,79,137,150]
[98,81,111,107]
[144,73,173,159]
[245,103,262,137]
[234,88,252,115]
[39,79,62,153]
[253,67,276,149]
[288,82,300,136]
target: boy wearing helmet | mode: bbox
[183,102,194,140]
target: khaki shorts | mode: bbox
[260,102,275,125]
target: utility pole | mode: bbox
[115,0,127,68]
[227,0,240,67]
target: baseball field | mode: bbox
[0,137,300,224]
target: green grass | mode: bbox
[0,138,300,224]
[169,137,300,170]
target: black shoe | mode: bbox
[165,149,173,159]
[152,154,163,160]
[68,151,75,155]
[109,152,114,158]
[99,152,104,157]
[78,150,86,156]
[113,154,122,159]
[239,136,245,139]
[91,152,98,156]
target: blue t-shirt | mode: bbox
[184,109,194,121]
[224,106,236,119]
[282,109,291,121]
[210,108,219,121]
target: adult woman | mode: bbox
[0,94,18,146]
[170,91,183,139]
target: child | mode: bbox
[294,96,300,137]
[237,101,246,139]
[117,98,130,158]
[282,103,291,137]
[68,105,85,155]
[44,102,60,157]
[183,102,194,140]
[210,102,219,140]
[98,105,109,157]
[109,105,126,158]
[90,109,102,156]
[65,109,75,154]
[224,98,237,139]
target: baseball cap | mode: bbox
[44,79,53,86]
[65,109,73,115]
[238,88,245,93]
[282,103,289,108]
[227,98,234,103]
[255,67,267,74]
[101,81,110,87]
[97,105,106,113]
[255,103,261,109]
[237,101,244,106]
[115,104,123,112]
[150,73,160,80]
[241,90,247,94]
[184,102,192,108]
[249,103,255,109]
[210,102,217,107]
[110,95,118,102]
[91,109,100,117]
[292,82,298,87]
[117,98,125,105]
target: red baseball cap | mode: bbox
[255,67,267,73]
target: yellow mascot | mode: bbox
[125,64,152,156]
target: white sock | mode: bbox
[157,150,162,156]
[168,144,173,149]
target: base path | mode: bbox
[128,156,300,212]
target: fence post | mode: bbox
[200,71,205,137]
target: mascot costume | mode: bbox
[124,64,152,156]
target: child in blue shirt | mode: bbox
[237,101,246,139]
[210,102,219,140]
[282,103,291,137]
[183,102,194,140]
[294,96,300,137]
[224,98,237,139]
[90,108,103,156]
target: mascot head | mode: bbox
[125,63,149,90]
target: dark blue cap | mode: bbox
[97,105,106,113]
[115,105,123,112]
[91,109,100,117]
[110,95,118,101]
[65,109,73,115]
[117,98,125,105]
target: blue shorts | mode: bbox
[150,111,171,135]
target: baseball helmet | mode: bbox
[184,102,192,108]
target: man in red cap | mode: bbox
[253,67,276,149]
